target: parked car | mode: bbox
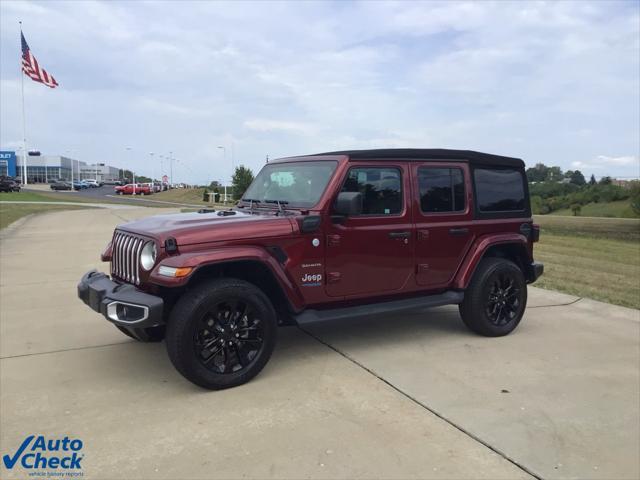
[71,181,85,191]
[78,148,543,390]
[50,181,72,191]
[85,179,100,188]
[0,176,20,192]
[114,183,152,195]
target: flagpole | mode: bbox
[19,21,28,186]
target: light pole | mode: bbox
[169,151,173,187]
[126,147,136,194]
[218,146,228,203]
[149,152,155,190]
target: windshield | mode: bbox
[242,161,338,208]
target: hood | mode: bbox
[117,210,295,246]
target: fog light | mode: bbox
[106,301,149,322]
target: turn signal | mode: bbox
[158,266,193,278]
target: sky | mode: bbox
[1,0,639,184]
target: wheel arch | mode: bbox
[454,234,534,289]
[186,259,298,322]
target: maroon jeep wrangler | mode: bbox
[78,149,543,389]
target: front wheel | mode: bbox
[459,258,527,337]
[166,278,277,389]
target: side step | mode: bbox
[295,290,464,325]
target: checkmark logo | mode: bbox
[3,435,34,469]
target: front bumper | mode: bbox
[77,270,164,328]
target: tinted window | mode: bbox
[474,168,525,212]
[418,167,465,213]
[341,167,402,215]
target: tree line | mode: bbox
[527,163,639,215]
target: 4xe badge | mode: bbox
[3,435,84,473]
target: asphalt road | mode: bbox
[1,207,639,480]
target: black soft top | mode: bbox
[279,148,523,168]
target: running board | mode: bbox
[295,290,464,325]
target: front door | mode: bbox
[412,163,474,288]
[325,164,414,298]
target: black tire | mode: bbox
[166,278,277,390]
[116,325,165,342]
[459,258,527,337]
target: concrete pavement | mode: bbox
[1,207,638,479]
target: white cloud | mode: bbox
[243,119,317,135]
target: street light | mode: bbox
[125,147,136,194]
[149,152,155,191]
[217,146,228,203]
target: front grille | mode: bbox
[111,231,145,285]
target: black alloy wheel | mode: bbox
[485,272,522,326]
[194,300,265,374]
[459,258,527,337]
[166,278,277,389]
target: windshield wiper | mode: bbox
[240,198,261,212]
[265,199,290,215]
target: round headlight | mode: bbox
[140,241,157,271]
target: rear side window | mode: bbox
[341,167,402,215]
[474,168,525,212]
[418,167,465,213]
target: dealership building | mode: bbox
[0,151,120,183]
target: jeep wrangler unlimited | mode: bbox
[78,149,543,389]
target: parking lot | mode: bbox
[1,207,638,479]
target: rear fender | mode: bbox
[453,233,531,289]
[149,246,305,311]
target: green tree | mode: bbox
[231,165,254,200]
[547,166,563,181]
[630,182,640,215]
[599,176,612,185]
[570,170,586,186]
[570,203,582,216]
[589,174,597,185]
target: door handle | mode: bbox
[449,227,469,236]
[389,231,411,239]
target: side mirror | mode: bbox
[334,191,362,216]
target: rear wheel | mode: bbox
[459,258,527,337]
[166,278,277,390]
[116,325,165,342]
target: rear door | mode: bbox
[324,163,414,297]
[412,163,475,289]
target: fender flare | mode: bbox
[453,233,531,289]
[149,246,305,311]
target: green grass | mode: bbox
[550,199,639,218]
[0,203,90,230]
[152,188,216,205]
[534,215,640,242]
[534,232,640,309]
[0,191,70,202]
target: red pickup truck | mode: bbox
[114,183,153,195]
[79,149,543,389]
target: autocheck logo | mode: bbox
[3,435,84,473]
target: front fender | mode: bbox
[453,233,530,289]
[149,246,305,311]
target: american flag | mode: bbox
[21,32,58,88]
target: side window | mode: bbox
[474,168,525,212]
[418,167,465,213]
[341,167,403,215]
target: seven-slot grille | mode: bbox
[111,231,146,284]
